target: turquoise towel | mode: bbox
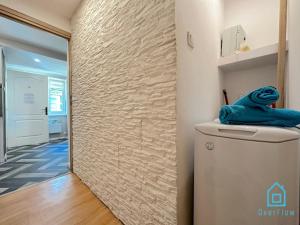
[219,105,300,127]
[234,86,279,109]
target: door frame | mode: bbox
[0,48,7,163]
[0,4,73,171]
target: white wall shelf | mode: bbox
[218,42,288,72]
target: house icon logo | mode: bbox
[258,182,295,217]
[267,182,286,208]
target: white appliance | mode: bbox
[194,122,300,225]
[221,25,246,57]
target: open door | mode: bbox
[6,70,49,148]
[0,47,6,163]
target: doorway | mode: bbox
[0,16,70,195]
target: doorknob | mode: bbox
[44,107,48,116]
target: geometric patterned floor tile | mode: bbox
[0,139,69,195]
[0,187,8,194]
[21,181,38,187]
[17,159,48,163]
[0,167,11,172]
[14,172,59,178]
[0,164,33,180]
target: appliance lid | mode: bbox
[195,121,300,143]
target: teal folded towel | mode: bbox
[219,105,300,127]
[234,86,279,109]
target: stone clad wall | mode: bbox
[71,0,177,224]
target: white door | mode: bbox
[6,70,49,148]
[0,48,5,162]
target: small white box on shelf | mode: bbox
[221,25,246,57]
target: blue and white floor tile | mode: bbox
[0,139,69,195]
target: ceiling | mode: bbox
[0,16,68,76]
[30,0,82,19]
[1,0,82,19]
[0,1,81,76]
[4,48,67,77]
[0,16,68,56]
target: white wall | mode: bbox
[287,0,300,110]
[222,0,280,102]
[223,65,277,103]
[224,0,279,49]
[0,0,70,32]
[176,0,223,224]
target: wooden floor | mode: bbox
[0,173,122,225]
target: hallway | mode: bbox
[0,173,122,225]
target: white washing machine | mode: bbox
[194,122,300,225]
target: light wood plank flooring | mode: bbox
[0,173,122,225]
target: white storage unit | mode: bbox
[194,122,300,225]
